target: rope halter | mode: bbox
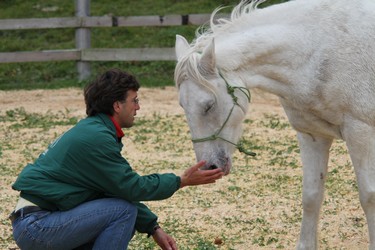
[191,72,256,157]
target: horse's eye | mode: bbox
[204,101,215,114]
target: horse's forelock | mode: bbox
[175,51,218,97]
[174,51,199,89]
[175,54,202,85]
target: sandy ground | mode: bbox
[0,86,283,119]
[0,86,369,249]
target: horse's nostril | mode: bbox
[209,164,218,170]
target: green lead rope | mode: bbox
[237,140,257,157]
[191,72,256,157]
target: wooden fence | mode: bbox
[0,0,213,80]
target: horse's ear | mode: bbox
[199,39,216,76]
[175,35,190,61]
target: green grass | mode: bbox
[1,107,78,130]
[0,0,288,90]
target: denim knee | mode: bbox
[106,198,138,227]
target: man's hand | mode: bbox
[180,161,224,188]
[152,227,177,250]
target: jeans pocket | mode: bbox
[13,222,26,243]
[12,211,50,241]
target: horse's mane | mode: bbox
[174,0,266,89]
[193,0,267,50]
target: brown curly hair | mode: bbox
[84,69,140,116]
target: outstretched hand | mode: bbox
[180,161,224,188]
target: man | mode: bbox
[10,69,224,250]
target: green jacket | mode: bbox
[12,113,181,234]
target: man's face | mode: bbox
[114,90,140,128]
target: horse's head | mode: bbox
[174,35,250,175]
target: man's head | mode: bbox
[84,69,140,127]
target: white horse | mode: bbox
[174,0,375,249]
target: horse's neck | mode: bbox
[214,0,375,130]
[217,31,311,98]
[214,1,323,99]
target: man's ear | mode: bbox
[113,101,121,114]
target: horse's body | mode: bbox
[174,0,375,248]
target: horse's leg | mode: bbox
[343,120,375,249]
[296,132,333,250]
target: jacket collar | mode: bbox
[108,115,124,138]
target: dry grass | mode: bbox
[0,87,368,249]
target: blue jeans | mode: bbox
[11,198,138,250]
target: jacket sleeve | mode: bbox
[69,130,181,202]
[134,202,158,234]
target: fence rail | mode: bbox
[0,14,212,30]
[0,0,216,80]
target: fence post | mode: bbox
[75,0,91,81]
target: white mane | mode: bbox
[193,0,265,49]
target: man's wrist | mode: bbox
[147,224,161,237]
[180,176,187,188]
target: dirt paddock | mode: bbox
[0,87,369,249]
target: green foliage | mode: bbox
[259,0,290,8]
[0,0,288,90]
